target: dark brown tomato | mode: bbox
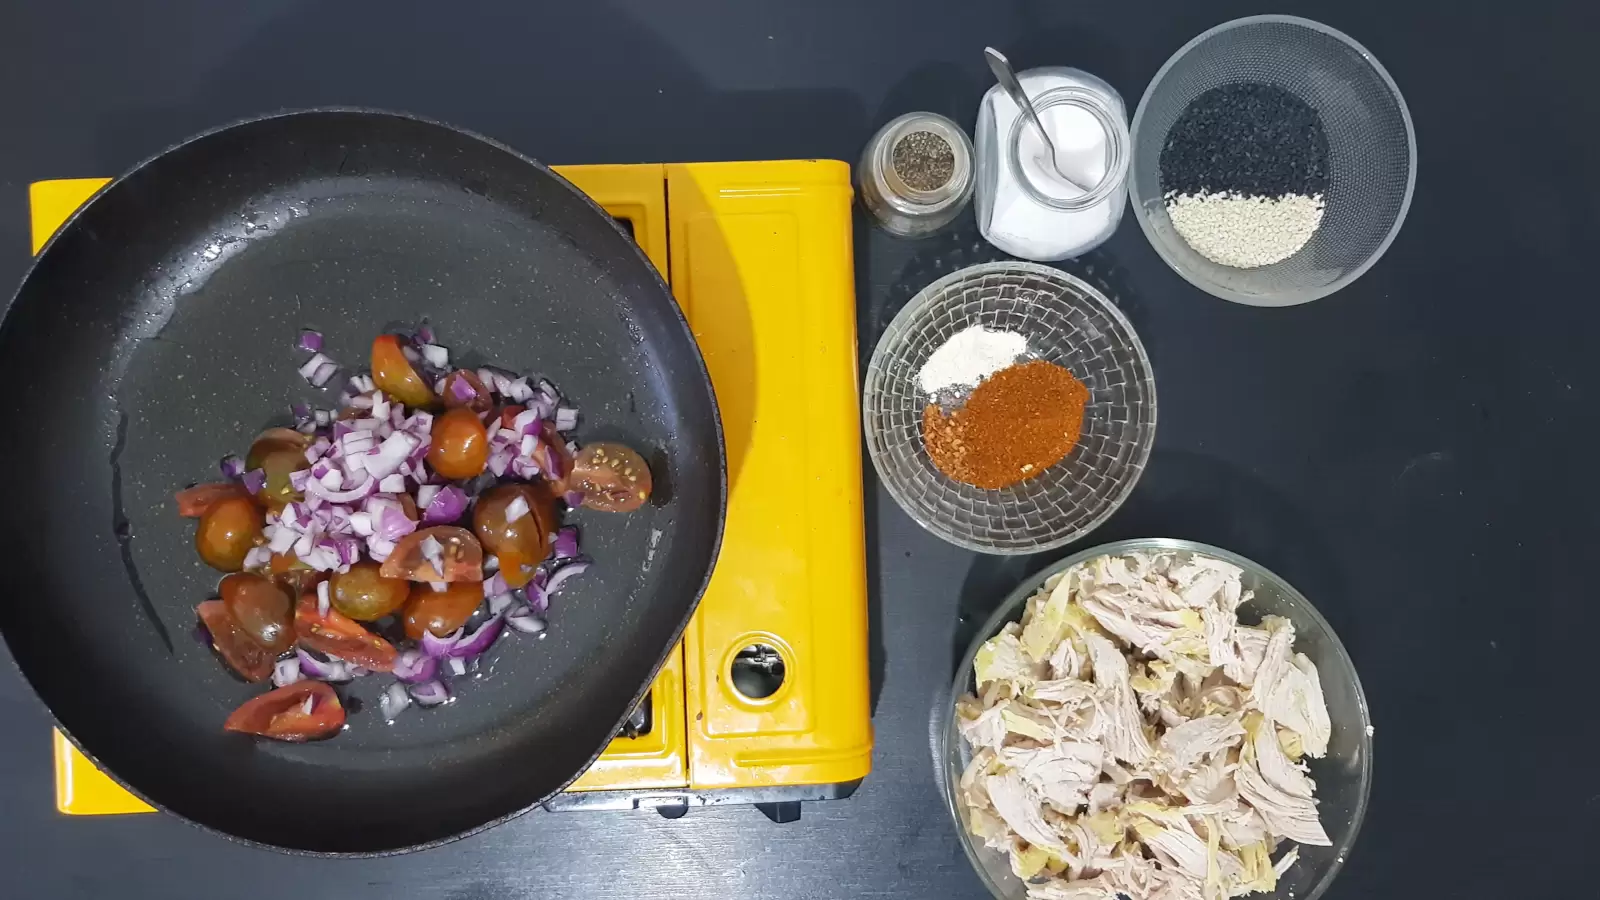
[329,561,411,621]
[569,443,653,512]
[379,526,485,582]
[246,429,312,510]
[196,495,264,571]
[175,482,248,518]
[472,483,555,580]
[426,408,489,480]
[197,600,275,683]
[371,334,434,408]
[402,581,485,640]
[268,552,327,598]
[440,369,493,415]
[220,573,294,653]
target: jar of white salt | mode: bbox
[974,67,1130,261]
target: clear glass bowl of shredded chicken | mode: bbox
[941,539,1371,900]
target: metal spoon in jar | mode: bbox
[983,47,1090,193]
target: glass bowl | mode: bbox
[940,538,1373,900]
[1128,15,1416,306]
[862,262,1155,555]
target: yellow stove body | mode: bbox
[33,160,870,817]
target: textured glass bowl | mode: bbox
[1129,15,1416,306]
[940,538,1373,900]
[863,262,1155,554]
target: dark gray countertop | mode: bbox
[2,0,1596,897]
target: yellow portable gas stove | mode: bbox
[34,159,872,823]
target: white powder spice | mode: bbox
[916,325,1028,396]
[1166,191,1325,269]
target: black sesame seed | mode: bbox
[1158,83,1329,199]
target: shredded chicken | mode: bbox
[956,550,1335,899]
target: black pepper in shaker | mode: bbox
[891,130,956,192]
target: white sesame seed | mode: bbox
[1165,191,1325,269]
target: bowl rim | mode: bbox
[1127,14,1418,307]
[862,261,1157,555]
[939,537,1373,900]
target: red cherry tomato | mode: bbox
[440,370,493,415]
[426,408,489,480]
[371,335,434,408]
[328,561,411,621]
[569,443,653,512]
[402,582,485,640]
[196,495,265,571]
[223,681,345,742]
[175,482,249,518]
[380,526,485,582]
[196,600,275,683]
[293,595,398,672]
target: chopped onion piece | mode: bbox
[378,474,407,493]
[243,546,272,570]
[420,627,461,659]
[504,494,530,524]
[554,407,579,432]
[545,559,590,596]
[272,656,303,687]
[297,647,352,682]
[487,592,516,615]
[482,572,510,597]
[380,682,411,720]
[447,614,506,660]
[305,472,377,503]
[506,609,547,635]
[422,485,469,524]
[393,648,440,684]
[297,330,323,353]
[298,352,333,381]
[367,536,397,562]
[316,581,331,616]
[416,484,441,511]
[420,344,449,368]
[408,679,451,707]
[220,454,245,480]
[551,526,580,561]
[448,657,467,676]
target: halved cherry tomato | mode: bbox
[196,600,275,683]
[371,334,434,408]
[196,495,264,571]
[294,595,398,671]
[175,482,249,518]
[224,681,344,742]
[473,483,554,587]
[329,561,411,621]
[440,369,493,415]
[426,408,489,480]
[402,581,485,640]
[247,431,311,510]
[268,552,328,597]
[380,526,485,582]
[569,443,653,512]
[220,573,294,653]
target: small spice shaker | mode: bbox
[858,112,974,237]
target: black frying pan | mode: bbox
[0,110,725,854]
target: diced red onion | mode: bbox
[448,657,467,676]
[420,344,449,368]
[393,648,440,684]
[554,407,579,432]
[420,627,460,659]
[487,448,513,477]
[220,454,245,479]
[505,377,535,403]
[416,324,436,345]
[268,525,298,554]
[297,330,323,353]
[545,559,590,595]
[552,526,580,561]
[367,536,396,562]
[373,504,417,541]
[350,511,373,536]
[483,554,500,573]
[416,484,441,510]
[306,471,377,503]
[298,353,332,381]
[504,494,530,523]
[506,608,547,635]
[242,468,267,495]
[380,682,411,720]
[487,592,515,615]
[448,375,477,404]
[346,393,374,410]
[423,485,469,524]
[408,679,451,707]
[482,572,509,597]
[304,437,331,463]
[272,656,303,687]
[297,647,352,682]
[316,581,331,616]
[317,468,343,490]
[563,490,584,508]
[302,696,315,716]
[314,409,332,426]
[420,534,444,571]
[378,474,407,493]
[447,614,505,660]
[243,546,272,570]
[365,431,419,480]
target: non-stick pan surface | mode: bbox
[0,110,725,854]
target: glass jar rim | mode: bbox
[1005,86,1130,211]
[871,113,974,214]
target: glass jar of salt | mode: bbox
[974,67,1130,261]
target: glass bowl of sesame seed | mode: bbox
[1129,15,1416,307]
[863,262,1156,555]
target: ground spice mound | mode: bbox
[921,360,1088,489]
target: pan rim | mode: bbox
[3,106,728,857]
